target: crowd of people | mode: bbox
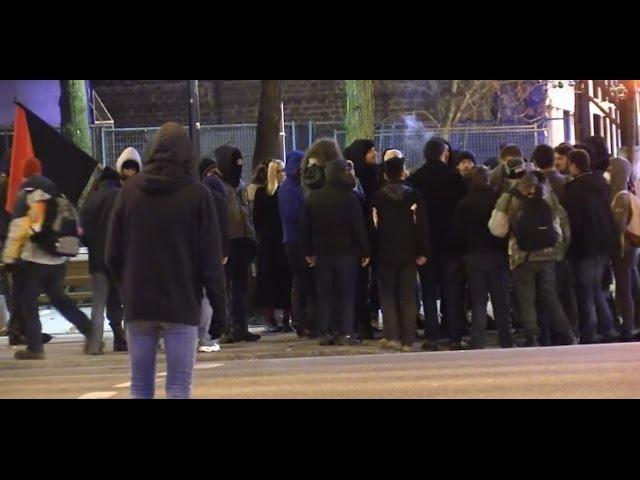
[1,122,640,398]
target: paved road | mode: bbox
[1,342,639,399]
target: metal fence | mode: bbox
[1,120,552,184]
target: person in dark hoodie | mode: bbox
[406,138,468,351]
[562,149,619,344]
[279,150,316,337]
[451,166,513,349]
[302,159,371,346]
[214,145,260,344]
[106,122,227,399]
[4,170,93,360]
[198,157,229,351]
[371,152,430,352]
[80,166,126,354]
[344,139,380,340]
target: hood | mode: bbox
[215,145,243,188]
[609,156,632,198]
[344,139,375,168]
[285,150,304,177]
[116,147,142,175]
[325,159,356,191]
[133,122,195,194]
[303,138,342,168]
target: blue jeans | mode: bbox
[314,255,358,337]
[127,321,198,399]
[572,256,616,342]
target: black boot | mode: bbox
[112,325,128,352]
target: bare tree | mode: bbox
[253,80,283,171]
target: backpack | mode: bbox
[511,190,558,252]
[30,195,81,257]
[613,190,640,248]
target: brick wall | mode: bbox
[92,80,472,127]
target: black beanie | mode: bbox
[455,150,476,167]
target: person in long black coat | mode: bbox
[253,159,292,332]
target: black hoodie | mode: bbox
[343,139,381,203]
[302,159,370,258]
[106,122,227,328]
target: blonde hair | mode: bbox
[267,159,284,196]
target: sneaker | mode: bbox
[14,349,45,360]
[113,341,128,352]
[318,335,333,346]
[198,343,221,353]
[401,345,413,353]
[421,339,440,352]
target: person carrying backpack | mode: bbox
[489,172,577,347]
[609,156,640,342]
[3,175,92,359]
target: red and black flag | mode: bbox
[6,102,98,212]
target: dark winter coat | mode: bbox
[451,185,507,256]
[406,157,468,257]
[344,139,381,203]
[562,171,619,260]
[302,159,371,258]
[203,175,229,258]
[253,186,291,309]
[80,168,121,274]
[371,181,430,266]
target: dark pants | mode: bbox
[355,266,372,335]
[538,259,580,345]
[418,255,464,342]
[285,243,316,334]
[21,262,92,353]
[466,253,513,349]
[512,261,574,343]
[572,256,616,342]
[377,263,417,347]
[613,248,640,339]
[89,271,124,351]
[224,239,254,337]
[6,265,26,337]
[314,255,358,337]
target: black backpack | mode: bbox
[511,190,558,252]
[30,195,81,257]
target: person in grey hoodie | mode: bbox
[609,155,639,341]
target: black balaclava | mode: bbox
[215,145,243,188]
